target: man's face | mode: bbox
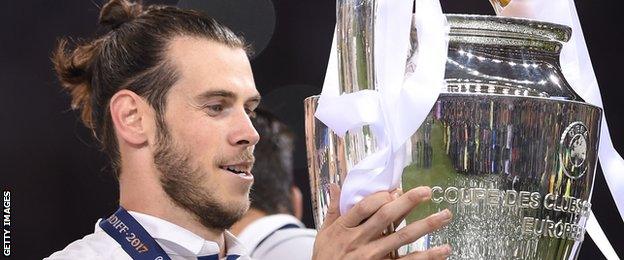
[153,37,260,230]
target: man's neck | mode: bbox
[118,162,227,257]
[229,208,267,236]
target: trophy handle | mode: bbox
[305,96,400,258]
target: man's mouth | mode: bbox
[219,162,253,178]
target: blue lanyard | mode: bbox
[100,207,172,260]
[100,207,241,260]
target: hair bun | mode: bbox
[99,0,142,30]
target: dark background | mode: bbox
[1,0,622,259]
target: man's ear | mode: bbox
[109,90,150,146]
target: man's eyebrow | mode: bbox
[247,94,261,104]
[196,90,261,105]
[197,90,236,100]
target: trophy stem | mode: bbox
[336,0,376,94]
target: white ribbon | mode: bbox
[316,0,449,214]
[500,1,623,259]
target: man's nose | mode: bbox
[228,110,260,147]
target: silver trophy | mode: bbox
[305,1,601,259]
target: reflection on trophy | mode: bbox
[305,1,602,259]
[489,0,512,14]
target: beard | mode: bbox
[153,123,250,230]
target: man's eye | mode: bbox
[246,109,257,119]
[208,105,223,112]
[203,104,224,116]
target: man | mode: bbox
[47,0,452,259]
[230,110,316,259]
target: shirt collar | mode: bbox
[236,214,304,250]
[124,211,248,258]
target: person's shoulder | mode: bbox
[254,228,317,260]
[274,227,317,239]
[257,217,317,248]
[272,227,317,247]
[44,230,128,260]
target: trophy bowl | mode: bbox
[305,14,601,260]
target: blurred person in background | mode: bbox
[231,109,316,259]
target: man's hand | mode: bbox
[312,185,452,260]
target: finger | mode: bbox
[393,190,422,228]
[401,245,452,260]
[361,186,432,236]
[391,187,403,197]
[341,191,394,228]
[391,188,408,227]
[369,209,452,258]
[320,183,341,230]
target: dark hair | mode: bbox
[250,110,296,215]
[52,0,246,173]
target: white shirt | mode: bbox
[45,211,251,260]
[236,214,317,260]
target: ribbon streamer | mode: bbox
[316,0,449,214]
[500,1,623,259]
